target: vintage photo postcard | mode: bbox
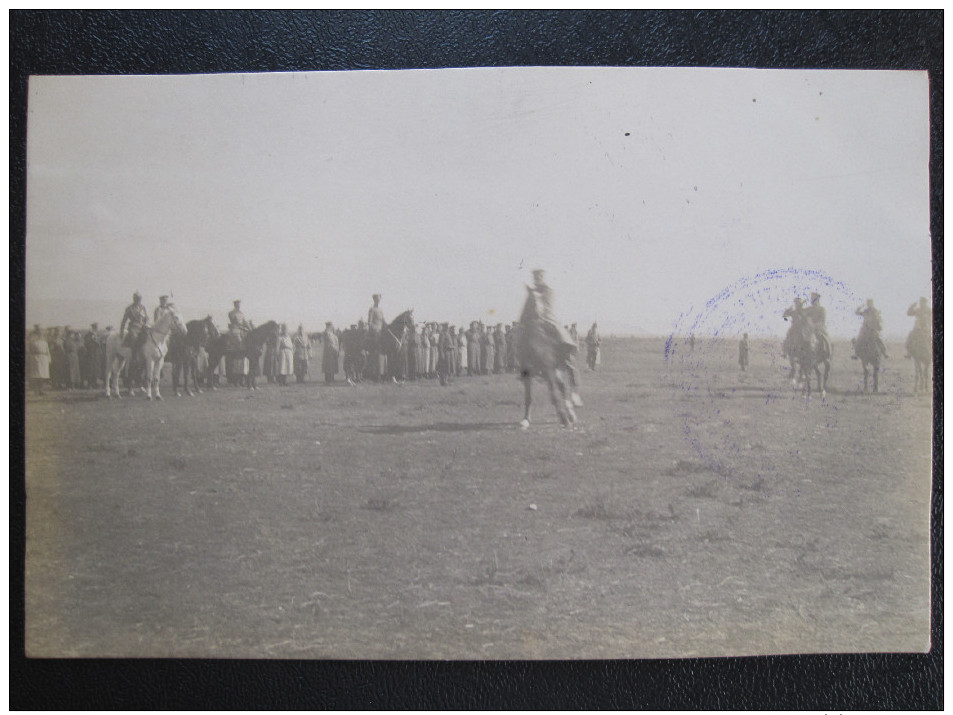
[24,67,932,658]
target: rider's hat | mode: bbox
[133,291,141,299]
[372,293,381,300]
[866,298,875,307]
[810,292,820,302]
[233,299,241,305]
[159,294,169,301]
[325,321,333,327]
[794,296,805,305]
[532,268,545,278]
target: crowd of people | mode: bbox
[25,282,931,397]
[24,273,605,396]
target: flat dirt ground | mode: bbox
[24,337,933,658]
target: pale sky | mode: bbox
[26,67,930,337]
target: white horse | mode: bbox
[104,308,184,400]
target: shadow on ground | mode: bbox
[358,422,515,434]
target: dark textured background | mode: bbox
[10,10,942,709]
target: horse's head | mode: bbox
[204,315,220,338]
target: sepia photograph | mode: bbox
[23,65,932,662]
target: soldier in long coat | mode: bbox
[276,324,294,386]
[493,324,505,373]
[26,325,50,395]
[321,322,340,384]
[293,324,311,383]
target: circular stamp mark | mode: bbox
[665,268,907,482]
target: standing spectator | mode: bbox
[738,333,750,372]
[406,322,418,381]
[83,323,105,389]
[293,325,311,383]
[428,323,440,379]
[49,327,66,390]
[64,328,82,391]
[456,326,467,376]
[467,322,480,377]
[480,323,492,375]
[585,322,601,371]
[505,324,516,372]
[276,323,294,386]
[321,322,340,384]
[26,325,50,395]
[493,324,505,374]
[438,324,456,386]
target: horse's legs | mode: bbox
[520,375,532,428]
[554,369,577,424]
[153,358,164,400]
[172,359,182,396]
[862,361,870,393]
[872,360,879,393]
[545,370,570,427]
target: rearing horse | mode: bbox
[517,287,577,429]
[782,306,830,398]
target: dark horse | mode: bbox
[907,325,932,395]
[168,316,219,396]
[365,310,414,382]
[853,326,884,393]
[342,324,367,384]
[782,306,830,398]
[206,321,279,389]
[517,287,578,429]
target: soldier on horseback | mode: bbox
[803,292,832,363]
[853,298,888,360]
[120,291,148,349]
[154,294,175,324]
[119,291,149,385]
[367,293,386,380]
[530,269,582,406]
[229,299,251,332]
[781,296,805,361]
[905,296,931,358]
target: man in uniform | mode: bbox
[585,322,601,371]
[367,294,386,380]
[906,296,931,358]
[854,298,888,359]
[802,292,832,362]
[119,291,150,387]
[229,300,250,331]
[120,291,149,349]
[83,322,105,389]
[529,269,582,405]
[738,333,750,372]
[154,294,174,324]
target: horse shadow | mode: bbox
[358,422,514,435]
